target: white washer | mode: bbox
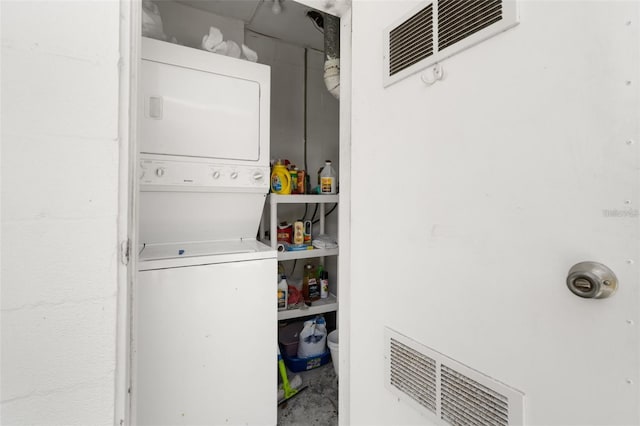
[134,241,276,426]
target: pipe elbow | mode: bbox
[324,58,340,99]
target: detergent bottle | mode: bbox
[297,316,327,358]
[271,161,292,194]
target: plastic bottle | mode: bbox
[289,167,298,193]
[320,270,329,299]
[293,221,304,245]
[316,265,328,299]
[303,220,312,245]
[303,264,315,304]
[278,275,288,311]
[319,160,337,194]
[315,316,327,339]
[298,316,327,358]
[271,161,292,194]
[306,264,320,302]
[297,170,306,194]
[309,274,320,302]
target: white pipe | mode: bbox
[324,57,340,99]
[323,13,340,99]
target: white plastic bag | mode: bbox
[225,40,242,59]
[201,27,223,52]
[297,317,327,358]
[241,44,258,62]
[142,0,167,41]
[200,27,259,62]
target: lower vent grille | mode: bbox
[385,328,524,426]
[390,338,437,413]
[441,365,509,426]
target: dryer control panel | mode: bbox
[139,158,269,192]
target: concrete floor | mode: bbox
[278,362,338,426]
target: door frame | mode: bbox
[115,1,353,424]
[296,2,352,423]
[115,0,141,424]
[337,7,352,426]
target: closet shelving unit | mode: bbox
[268,194,339,320]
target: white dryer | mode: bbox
[138,37,271,245]
[139,37,269,164]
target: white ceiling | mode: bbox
[176,0,325,51]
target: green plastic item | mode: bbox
[277,346,307,405]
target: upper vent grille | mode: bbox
[441,365,509,426]
[383,0,518,87]
[438,0,503,51]
[390,338,437,413]
[384,327,524,426]
[389,4,434,76]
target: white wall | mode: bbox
[349,1,639,425]
[246,32,340,187]
[246,32,306,168]
[156,1,244,49]
[1,1,121,424]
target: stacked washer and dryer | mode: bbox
[133,37,276,425]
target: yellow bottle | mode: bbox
[271,161,292,194]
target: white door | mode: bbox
[347,1,639,425]
[133,258,277,426]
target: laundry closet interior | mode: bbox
[131,1,343,425]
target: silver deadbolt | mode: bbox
[566,261,618,299]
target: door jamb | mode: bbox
[115,0,141,424]
[115,2,353,425]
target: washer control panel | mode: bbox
[139,158,269,190]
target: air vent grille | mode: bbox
[441,365,509,426]
[383,0,518,87]
[438,0,503,51]
[384,328,524,426]
[389,4,434,76]
[389,338,437,412]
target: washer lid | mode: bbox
[138,239,275,270]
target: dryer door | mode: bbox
[140,58,261,161]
